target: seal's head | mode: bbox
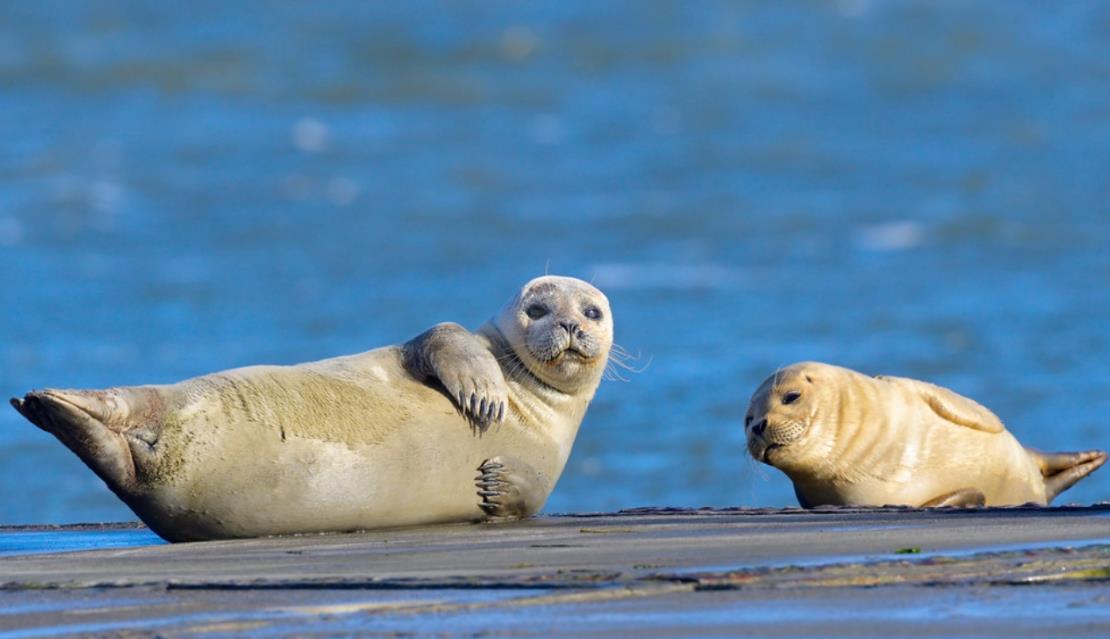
[494,276,613,394]
[745,361,842,473]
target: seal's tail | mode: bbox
[10,389,144,496]
[1029,449,1108,503]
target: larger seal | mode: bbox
[745,362,1107,507]
[11,275,613,541]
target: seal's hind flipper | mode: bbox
[10,389,140,496]
[921,488,985,508]
[1031,449,1108,503]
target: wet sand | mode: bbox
[1,507,1108,637]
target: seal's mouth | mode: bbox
[534,344,599,366]
[547,348,595,364]
[761,444,782,463]
[747,435,783,465]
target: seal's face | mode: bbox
[496,276,613,394]
[745,362,832,471]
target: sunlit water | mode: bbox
[1,1,1107,525]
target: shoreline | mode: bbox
[1,507,1108,637]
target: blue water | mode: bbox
[0,0,1108,525]
[0,528,163,556]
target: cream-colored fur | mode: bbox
[745,362,1106,507]
[12,276,612,541]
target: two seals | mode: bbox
[11,276,613,541]
[745,362,1107,507]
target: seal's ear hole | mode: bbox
[805,375,814,384]
[782,391,802,405]
[526,304,548,319]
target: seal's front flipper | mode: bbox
[921,488,985,508]
[475,455,547,520]
[10,389,147,497]
[403,322,508,430]
[877,376,1004,434]
[1031,449,1108,503]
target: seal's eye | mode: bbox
[583,306,603,321]
[782,391,801,405]
[526,304,548,319]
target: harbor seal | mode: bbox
[745,362,1107,507]
[11,275,613,542]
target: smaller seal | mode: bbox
[745,362,1107,507]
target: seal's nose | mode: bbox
[558,320,579,335]
[752,419,768,436]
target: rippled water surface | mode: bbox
[1,1,1108,524]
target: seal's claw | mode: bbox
[445,377,509,431]
[450,385,509,432]
[401,322,512,432]
[476,455,547,520]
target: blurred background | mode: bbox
[1,0,1108,524]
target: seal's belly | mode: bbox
[145,352,544,538]
[823,425,1046,507]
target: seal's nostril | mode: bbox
[558,320,578,334]
[753,419,767,436]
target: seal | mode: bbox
[10,275,613,542]
[745,362,1107,507]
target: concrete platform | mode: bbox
[1,506,1108,637]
